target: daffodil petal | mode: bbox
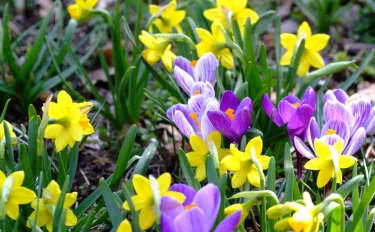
[298,21,312,38]
[245,136,262,158]
[314,139,331,158]
[221,155,240,171]
[219,48,234,69]
[280,50,293,66]
[306,34,330,52]
[64,192,77,208]
[317,164,333,188]
[231,169,247,188]
[65,209,78,226]
[139,205,156,230]
[281,33,297,50]
[9,171,24,188]
[248,168,261,188]
[9,187,36,204]
[307,51,324,69]
[117,219,133,232]
[157,173,171,195]
[195,163,207,182]
[163,191,186,203]
[132,175,152,197]
[339,155,356,169]
[304,158,329,170]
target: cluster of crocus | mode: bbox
[67,0,98,21]
[280,21,330,77]
[44,90,94,152]
[27,181,78,232]
[160,183,241,232]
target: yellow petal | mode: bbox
[54,129,72,152]
[196,28,213,44]
[219,48,234,69]
[161,48,176,73]
[281,33,297,50]
[245,136,262,158]
[248,168,260,188]
[230,144,245,160]
[157,173,171,195]
[195,163,207,182]
[67,4,82,20]
[221,155,240,171]
[298,21,312,38]
[280,50,293,66]
[44,124,64,139]
[203,8,223,22]
[267,204,294,219]
[196,42,212,57]
[339,155,356,169]
[139,205,156,230]
[27,210,51,228]
[333,139,344,155]
[5,200,19,220]
[47,102,63,119]
[85,0,98,8]
[231,169,247,188]
[207,131,222,149]
[297,57,310,77]
[123,195,152,211]
[258,155,271,170]
[9,187,36,204]
[9,171,24,188]
[307,50,324,69]
[186,151,207,166]
[68,124,83,141]
[306,34,330,52]
[64,192,77,208]
[171,10,186,25]
[149,4,160,15]
[304,158,329,170]
[46,218,53,232]
[163,191,186,203]
[117,219,133,232]
[57,90,73,107]
[231,0,247,13]
[225,204,242,215]
[132,175,152,197]
[46,180,61,203]
[0,170,5,189]
[317,163,334,188]
[65,209,77,226]
[189,134,208,153]
[77,102,93,114]
[274,217,292,231]
[314,139,331,158]
[234,8,259,25]
[337,168,343,184]
[289,210,312,232]
[139,31,157,48]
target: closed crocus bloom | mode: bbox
[267,192,323,232]
[44,91,94,152]
[304,139,356,188]
[186,131,230,182]
[27,180,77,232]
[139,31,176,72]
[123,173,185,230]
[280,21,330,77]
[149,0,186,33]
[221,137,271,188]
[67,0,98,21]
[0,171,36,220]
[117,219,132,232]
[204,0,258,34]
[196,21,234,69]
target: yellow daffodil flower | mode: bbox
[304,139,356,188]
[44,90,94,152]
[224,200,253,225]
[186,131,230,182]
[0,121,16,143]
[221,136,270,188]
[139,31,176,72]
[280,21,330,77]
[67,0,98,21]
[196,21,234,69]
[203,0,258,34]
[123,173,185,230]
[267,192,323,232]
[0,171,36,220]
[27,180,77,232]
[149,0,186,33]
[117,219,132,232]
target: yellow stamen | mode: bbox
[293,102,300,109]
[190,60,198,67]
[326,129,336,135]
[193,90,201,95]
[225,108,235,121]
[190,112,201,131]
[185,203,198,210]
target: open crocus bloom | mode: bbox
[294,117,366,160]
[324,89,372,135]
[174,53,219,96]
[208,91,252,144]
[167,98,219,139]
[262,87,316,140]
[161,184,241,232]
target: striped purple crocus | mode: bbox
[161,184,241,232]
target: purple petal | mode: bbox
[365,106,375,134]
[344,127,366,156]
[160,196,184,222]
[236,97,252,115]
[175,56,195,78]
[262,94,284,126]
[188,95,205,113]
[287,105,314,131]
[324,101,354,129]
[194,52,218,85]
[283,95,300,104]
[220,91,240,112]
[174,66,195,95]
[346,94,371,133]
[278,99,298,124]
[301,86,316,109]
[231,108,251,143]
[321,119,350,146]
[169,184,196,206]
[333,89,349,103]
[207,111,233,141]
[174,207,205,232]
[202,82,215,99]
[193,184,221,232]
[174,110,199,138]
[161,214,177,232]
[307,117,320,150]
[200,98,220,139]
[320,134,342,146]
[190,82,205,97]
[293,136,315,159]
[213,210,241,232]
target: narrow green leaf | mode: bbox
[20,144,36,191]
[52,176,69,232]
[99,178,122,229]
[206,155,219,185]
[284,142,294,202]
[132,141,158,176]
[335,175,364,199]
[67,144,79,192]
[177,149,201,190]
[81,211,96,232]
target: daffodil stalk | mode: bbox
[152,33,196,50]
[91,9,113,27]
[149,175,161,231]
[0,142,5,172]
[207,139,220,175]
[37,94,53,157]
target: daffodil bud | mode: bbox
[267,204,294,219]
[304,60,357,84]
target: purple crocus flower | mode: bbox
[161,184,241,232]
[262,87,316,140]
[174,53,218,96]
[294,117,366,159]
[365,106,375,134]
[207,91,252,144]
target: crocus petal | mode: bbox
[188,95,205,113]
[202,82,216,99]
[324,101,354,129]
[174,207,205,232]
[287,105,314,137]
[174,111,199,138]
[365,106,375,134]
[307,117,320,150]
[200,99,220,139]
[236,97,252,114]
[193,184,221,232]
[343,127,366,156]
[321,119,350,146]
[346,95,371,132]
[301,86,316,109]
[191,82,205,97]
[330,89,349,103]
[220,91,240,112]
[262,94,284,126]
[174,66,195,95]
[194,52,218,85]
[207,111,233,141]
[174,56,195,78]
[293,136,315,159]
[169,184,196,206]
[213,210,241,232]
[278,99,298,124]
[161,214,176,232]
[230,108,251,143]
[160,196,184,221]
